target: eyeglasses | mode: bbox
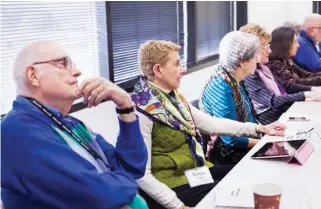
[33,56,75,71]
[286,128,321,140]
[261,44,270,51]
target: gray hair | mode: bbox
[219,31,260,71]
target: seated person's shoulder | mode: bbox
[202,77,234,108]
[2,109,50,133]
[266,60,285,70]
[267,60,283,65]
[205,76,232,92]
[245,72,259,80]
[2,109,66,156]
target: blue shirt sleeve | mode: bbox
[94,116,147,180]
[201,78,249,150]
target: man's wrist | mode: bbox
[116,106,134,114]
[116,99,134,110]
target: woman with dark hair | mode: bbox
[240,24,321,125]
[266,26,321,86]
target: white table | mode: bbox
[196,102,321,209]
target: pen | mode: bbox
[289,117,306,120]
[288,117,310,121]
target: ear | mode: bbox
[239,61,246,69]
[152,64,163,79]
[25,66,40,87]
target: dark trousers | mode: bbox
[139,165,234,209]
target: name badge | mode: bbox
[184,166,214,188]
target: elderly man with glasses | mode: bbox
[293,13,321,72]
[1,40,148,209]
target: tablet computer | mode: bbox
[251,139,307,159]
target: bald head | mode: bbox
[301,14,321,42]
[303,13,321,29]
[13,40,68,94]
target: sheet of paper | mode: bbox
[215,186,254,208]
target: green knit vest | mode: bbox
[151,122,213,189]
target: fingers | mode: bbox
[275,124,286,131]
[78,77,132,108]
[78,77,98,92]
[269,122,286,131]
[79,78,103,105]
[269,127,285,136]
[273,130,284,136]
[88,81,116,108]
[87,87,101,108]
[93,87,112,107]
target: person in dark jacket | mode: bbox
[293,14,321,72]
[266,26,321,86]
[1,40,148,209]
[240,23,321,125]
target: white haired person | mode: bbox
[1,41,148,209]
[293,13,321,72]
[131,40,286,209]
[199,31,265,164]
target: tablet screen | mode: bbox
[251,139,307,158]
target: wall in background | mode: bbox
[247,1,313,32]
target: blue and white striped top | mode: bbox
[200,77,255,150]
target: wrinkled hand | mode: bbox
[304,91,321,102]
[257,122,286,136]
[78,77,132,108]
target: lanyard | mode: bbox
[27,98,109,169]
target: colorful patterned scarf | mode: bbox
[131,76,205,166]
[200,65,256,123]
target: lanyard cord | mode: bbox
[27,98,109,169]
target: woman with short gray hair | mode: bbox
[131,39,285,209]
[199,31,261,164]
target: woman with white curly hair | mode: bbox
[199,31,262,164]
